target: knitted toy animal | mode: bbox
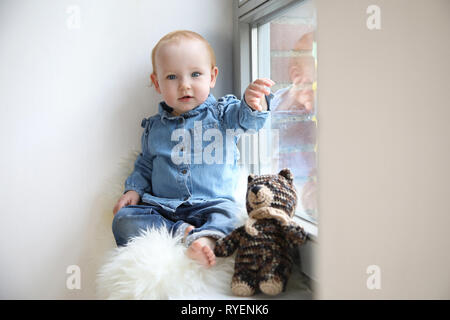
[214,168,308,296]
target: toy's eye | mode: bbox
[167,74,176,80]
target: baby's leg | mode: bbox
[112,205,174,247]
[179,199,239,267]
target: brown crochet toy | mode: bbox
[214,168,308,296]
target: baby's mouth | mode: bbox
[179,95,193,101]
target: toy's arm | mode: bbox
[214,226,244,257]
[283,224,308,247]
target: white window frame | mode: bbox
[233,0,318,238]
[233,0,318,284]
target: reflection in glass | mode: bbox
[259,0,318,223]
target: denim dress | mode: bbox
[112,94,271,247]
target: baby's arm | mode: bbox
[214,227,244,257]
[218,78,275,132]
[113,119,153,214]
[113,152,152,214]
[124,151,153,196]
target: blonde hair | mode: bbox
[151,30,216,76]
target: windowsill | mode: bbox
[293,215,318,283]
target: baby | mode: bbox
[112,30,274,267]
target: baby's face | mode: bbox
[151,38,218,115]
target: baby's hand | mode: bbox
[113,190,140,215]
[244,78,275,111]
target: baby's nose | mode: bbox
[179,77,191,89]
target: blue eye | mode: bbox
[191,72,201,78]
[167,74,176,80]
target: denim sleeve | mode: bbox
[218,93,273,131]
[124,119,153,197]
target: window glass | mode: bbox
[258,0,317,223]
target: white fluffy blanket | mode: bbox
[96,226,310,300]
[96,227,235,299]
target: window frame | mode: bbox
[233,0,318,242]
[234,0,303,98]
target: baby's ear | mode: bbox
[248,174,255,184]
[150,73,161,94]
[209,66,219,89]
[279,168,294,183]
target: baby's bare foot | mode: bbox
[187,237,216,267]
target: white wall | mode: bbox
[0,0,233,299]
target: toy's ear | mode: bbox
[248,174,255,183]
[279,168,294,182]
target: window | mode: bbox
[234,0,318,225]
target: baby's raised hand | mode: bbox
[244,78,275,111]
